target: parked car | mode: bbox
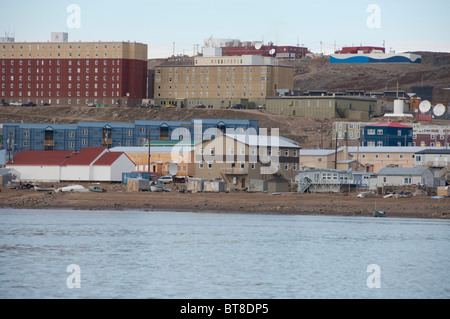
[22,102,36,107]
[0,101,9,106]
[158,176,173,184]
[232,104,245,109]
[10,102,21,106]
[40,103,51,106]
[257,104,266,109]
[138,103,152,108]
[166,104,176,108]
[196,104,206,108]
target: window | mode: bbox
[367,129,376,135]
[404,177,412,184]
[199,162,204,169]
[229,147,234,155]
[285,149,289,156]
[398,130,402,136]
[207,162,213,169]
[210,147,215,156]
[317,157,322,162]
[377,129,383,135]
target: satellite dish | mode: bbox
[433,104,446,117]
[168,163,178,176]
[419,100,431,113]
[254,42,262,50]
[269,48,276,56]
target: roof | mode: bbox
[415,149,450,155]
[110,146,195,153]
[62,147,107,166]
[348,146,435,153]
[377,167,430,176]
[300,147,343,156]
[93,152,124,166]
[6,150,74,166]
[225,134,300,148]
[366,122,411,128]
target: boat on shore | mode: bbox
[373,210,387,217]
[150,184,164,192]
[88,186,107,193]
[34,185,55,191]
[55,185,88,192]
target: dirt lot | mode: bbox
[1,184,448,219]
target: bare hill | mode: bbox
[281,52,450,95]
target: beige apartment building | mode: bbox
[154,55,293,109]
[347,146,433,173]
[299,147,359,171]
[194,134,300,189]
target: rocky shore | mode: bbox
[1,185,449,219]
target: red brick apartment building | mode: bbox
[1,33,147,107]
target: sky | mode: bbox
[2,0,450,58]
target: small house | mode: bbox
[375,167,434,188]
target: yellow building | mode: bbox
[110,145,195,177]
[154,55,293,109]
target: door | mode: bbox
[44,129,55,150]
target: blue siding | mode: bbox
[2,119,259,156]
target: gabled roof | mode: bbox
[366,122,411,128]
[6,150,74,166]
[225,134,300,148]
[93,152,125,166]
[415,149,450,155]
[300,147,343,156]
[62,147,107,166]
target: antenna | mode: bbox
[418,100,431,113]
[432,104,446,117]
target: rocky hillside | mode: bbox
[280,52,450,96]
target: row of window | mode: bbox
[199,147,298,157]
[198,161,298,170]
[4,83,119,89]
[2,53,121,59]
[2,67,120,74]
[158,67,269,74]
[2,60,120,66]
[2,91,119,98]
[367,129,412,136]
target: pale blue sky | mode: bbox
[2,0,450,58]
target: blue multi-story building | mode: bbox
[2,119,259,158]
[363,122,413,147]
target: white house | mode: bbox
[5,150,73,182]
[91,152,136,182]
[374,167,434,189]
[5,147,135,182]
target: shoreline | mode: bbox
[1,186,449,219]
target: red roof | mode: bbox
[6,150,74,166]
[367,122,411,128]
[93,152,123,166]
[62,147,107,166]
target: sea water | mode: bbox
[0,208,449,299]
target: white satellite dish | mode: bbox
[168,163,178,176]
[269,48,276,56]
[254,42,262,50]
[419,100,431,113]
[433,103,446,117]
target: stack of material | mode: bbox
[437,186,450,197]
[127,178,150,192]
[204,180,227,193]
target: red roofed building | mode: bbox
[5,150,74,182]
[5,147,135,182]
[363,122,413,147]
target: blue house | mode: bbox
[2,119,259,159]
[363,122,412,147]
